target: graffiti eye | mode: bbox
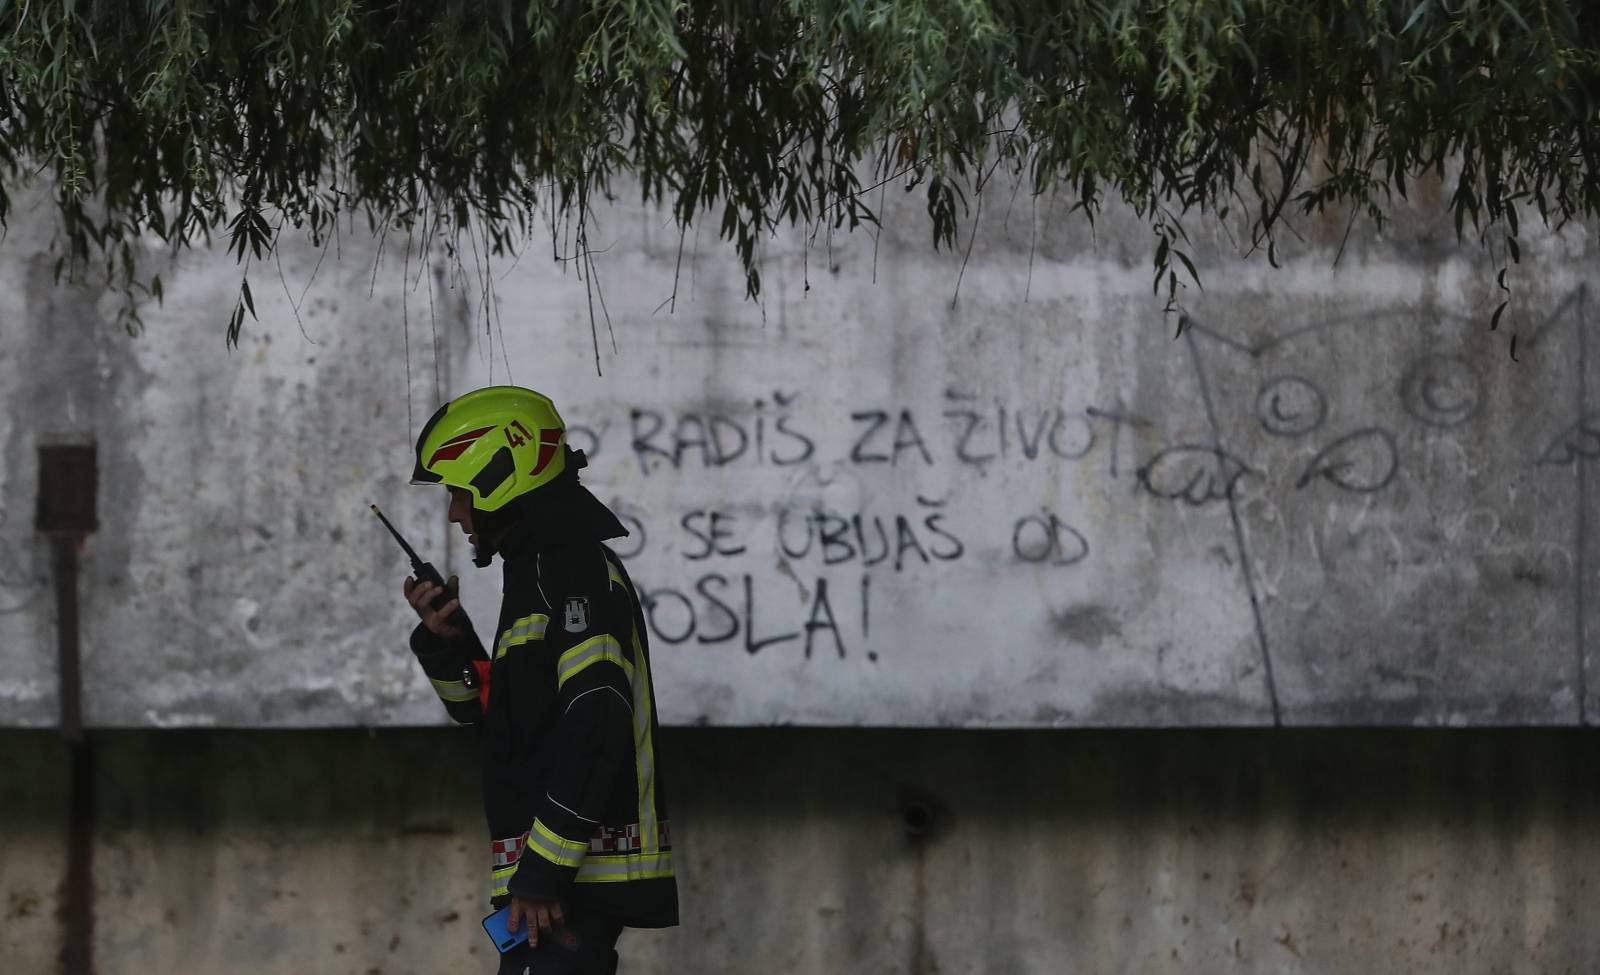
[1399,355,1481,429]
[1295,428,1399,493]
[1255,376,1327,438]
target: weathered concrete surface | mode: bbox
[0,171,1597,726]
[0,190,464,728]
[0,732,68,973]
[2,727,1597,975]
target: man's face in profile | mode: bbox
[447,487,478,549]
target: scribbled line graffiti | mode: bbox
[1538,413,1600,466]
[1135,426,1400,506]
[1137,446,1257,505]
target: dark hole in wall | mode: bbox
[901,799,934,837]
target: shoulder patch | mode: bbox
[563,596,591,634]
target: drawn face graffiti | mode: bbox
[1164,292,1588,724]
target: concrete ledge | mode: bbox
[3,727,1598,973]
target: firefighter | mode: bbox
[400,386,678,974]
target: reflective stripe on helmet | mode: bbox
[428,426,494,466]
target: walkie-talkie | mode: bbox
[371,504,483,657]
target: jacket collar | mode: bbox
[495,480,629,565]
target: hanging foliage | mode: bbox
[0,0,1595,343]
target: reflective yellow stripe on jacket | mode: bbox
[491,863,518,898]
[495,613,549,659]
[575,850,674,884]
[625,624,664,860]
[429,677,478,703]
[526,818,588,869]
[556,635,631,689]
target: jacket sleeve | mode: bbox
[507,552,636,900]
[410,616,489,725]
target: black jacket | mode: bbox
[409,486,678,928]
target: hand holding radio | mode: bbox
[373,503,476,643]
[404,574,464,639]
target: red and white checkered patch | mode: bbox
[491,819,672,867]
[588,824,640,853]
[490,833,527,868]
[587,820,671,853]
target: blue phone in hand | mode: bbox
[482,904,529,953]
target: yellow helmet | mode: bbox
[411,386,568,511]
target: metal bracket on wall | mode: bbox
[39,442,97,975]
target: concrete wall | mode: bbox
[2,169,1598,727]
[4,727,1598,974]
